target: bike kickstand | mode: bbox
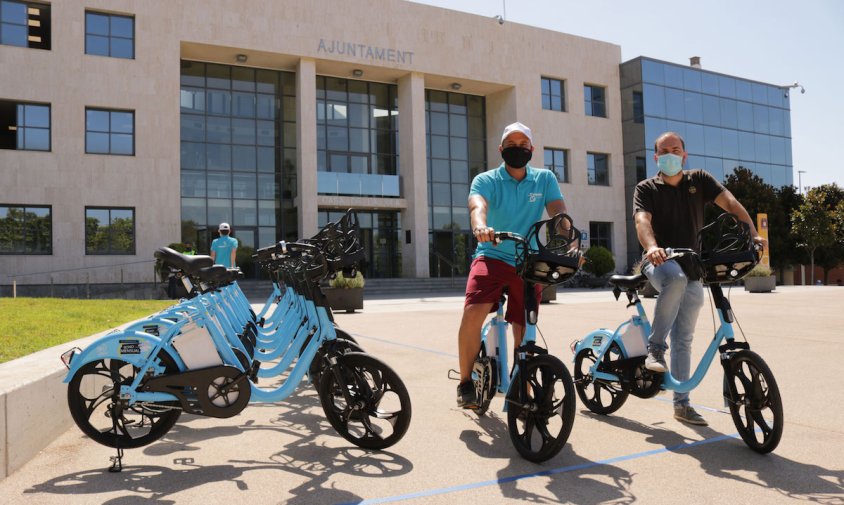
[109,446,124,473]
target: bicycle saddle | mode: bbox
[195,265,230,284]
[154,247,214,275]
[608,273,648,291]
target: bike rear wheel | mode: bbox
[471,356,497,417]
[67,353,181,449]
[724,350,783,453]
[319,352,411,450]
[574,345,629,415]
[506,354,575,462]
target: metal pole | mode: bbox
[12,280,16,299]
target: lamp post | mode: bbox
[798,170,807,285]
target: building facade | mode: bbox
[620,57,794,267]
[1,0,628,285]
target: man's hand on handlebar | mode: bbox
[645,246,668,267]
[473,226,497,244]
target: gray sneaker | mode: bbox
[645,348,667,372]
[674,405,708,426]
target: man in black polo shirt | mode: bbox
[633,131,764,426]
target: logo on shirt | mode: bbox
[528,192,543,202]
[689,186,697,194]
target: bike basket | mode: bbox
[697,213,760,284]
[517,213,582,286]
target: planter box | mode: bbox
[323,287,364,312]
[541,286,557,303]
[744,275,776,293]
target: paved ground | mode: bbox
[1,286,843,504]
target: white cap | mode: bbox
[219,222,231,231]
[500,121,533,145]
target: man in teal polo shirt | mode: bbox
[210,222,238,268]
[456,121,569,409]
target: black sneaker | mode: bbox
[457,380,478,409]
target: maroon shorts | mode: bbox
[464,257,541,326]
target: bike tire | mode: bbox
[724,350,783,454]
[573,345,629,415]
[309,336,365,388]
[506,354,576,462]
[67,352,181,449]
[471,356,497,417]
[319,352,412,450]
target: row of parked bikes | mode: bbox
[61,209,783,470]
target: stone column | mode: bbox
[295,58,318,238]
[398,72,429,278]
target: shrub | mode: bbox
[745,263,773,277]
[583,246,615,278]
[329,270,365,289]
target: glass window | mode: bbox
[752,83,768,104]
[589,222,612,252]
[584,84,606,118]
[635,157,647,182]
[544,148,569,183]
[0,0,49,49]
[737,101,754,131]
[769,107,785,137]
[587,152,609,186]
[720,99,737,129]
[86,108,134,155]
[738,131,755,160]
[701,72,719,95]
[718,75,736,98]
[665,88,684,120]
[541,77,565,112]
[755,134,771,163]
[685,124,704,155]
[683,91,703,124]
[0,204,51,254]
[85,11,134,59]
[641,59,664,85]
[753,104,770,134]
[0,101,51,151]
[682,68,701,92]
[663,64,683,88]
[735,80,752,102]
[703,126,722,156]
[701,95,720,127]
[85,207,134,255]
[642,84,665,118]
[632,91,644,123]
[767,86,785,108]
[721,129,739,159]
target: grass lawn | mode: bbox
[0,298,175,364]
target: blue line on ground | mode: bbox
[337,432,739,505]
[351,332,458,358]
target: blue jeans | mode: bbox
[644,260,704,406]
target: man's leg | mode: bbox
[670,280,707,425]
[643,261,688,371]
[458,302,495,382]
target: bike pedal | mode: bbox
[249,360,261,383]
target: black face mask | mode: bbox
[501,146,532,169]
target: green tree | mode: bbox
[774,184,806,268]
[791,186,839,285]
[805,184,844,284]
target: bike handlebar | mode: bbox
[492,231,526,245]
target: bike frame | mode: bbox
[575,283,737,394]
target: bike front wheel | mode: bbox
[724,350,783,453]
[506,354,576,462]
[319,352,412,450]
[67,353,181,449]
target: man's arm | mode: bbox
[545,199,566,218]
[635,211,668,266]
[469,194,494,243]
[210,243,216,262]
[230,243,237,267]
[714,190,767,246]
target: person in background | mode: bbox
[210,222,237,268]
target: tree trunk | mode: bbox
[810,248,816,285]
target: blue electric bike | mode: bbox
[571,213,783,453]
[467,213,582,462]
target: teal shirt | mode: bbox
[470,164,564,266]
[210,235,238,267]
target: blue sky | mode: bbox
[409,0,844,190]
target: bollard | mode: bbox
[86,272,90,299]
[12,279,16,299]
[50,276,54,297]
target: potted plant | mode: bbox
[744,264,776,293]
[582,246,615,288]
[323,270,365,312]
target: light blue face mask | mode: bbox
[657,153,683,176]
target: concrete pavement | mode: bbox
[0,286,842,504]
